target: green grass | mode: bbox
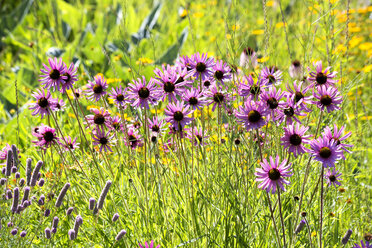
[0,0,371,247]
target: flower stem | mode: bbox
[277,188,287,248]
[266,192,281,248]
[319,166,325,248]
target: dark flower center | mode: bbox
[138,87,150,99]
[289,134,302,146]
[244,47,254,56]
[320,95,332,106]
[268,168,281,180]
[151,136,157,143]
[316,72,327,85]
[69,143,74,149]
[196,135,203,142]
[215,70,224,80]
[99,137,108,145]
[204,81,211,87]
[49,69,60,80]
[295,91,304,103]
[63,73,71,82]
[196,62,206,72]
[93,84,103,94]
[133,121,141,129]
[319,147,332,158]
[213,92,224,103]
[248,110,261,123]
[189,97,198,105]
[174,111,184,121]
[93,114,105,125]
[268,75,276,84]
[250,85,260,96]
[175,77,184,84]
[292,60,301,67]
[164,82,175,93]
[234,139,241,145]
[332,138,341,146]
[43,131,54,142]
[151,125,160,132]
[38,97,49,108]
[113,122,120,130]
[267,97,278,109]
[116,94,124,102]
[329,175,336,182]
[230,64,238,73]
[284,107,294,117]
[74,92,80,98]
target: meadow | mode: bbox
[0,0,371,247]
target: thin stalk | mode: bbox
[277,188,287,248]
[319,166,325,248]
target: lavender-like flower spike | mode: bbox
[66,207,74,216]
[295,219,306,234]
[89,197,96,210]
[20,230,27,237]
[97,180,112,210]
[68,229,76,240]
[112,213,119,222]
[341,229,352,245]
[22,187,30,204]
[52,216,59,230]
[115,229,126,241]
[11,145,18,167]
[26,158,32,186]
[11,187,19,213]
[73,215,83,239]
[6,149,12,177]
[45,227,51,239]
[55,183,70,207]
[30,161,43,186]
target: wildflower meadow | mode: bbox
[0,0,371,247]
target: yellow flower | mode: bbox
[266,1,274,7]
[361,116,372,121]
[359,42,372,51]
[275,22,287,28]
[362,64,372,73]
[252,29,264,35]
[350,27,361,33]
[226,34,232,39]
[68,113,76,118]
[136,58,154,65]
[114,54,122,61]
[257,57,269,63]
[193,12,204,18]
[96,73,104,78]
[349,36,363,48]
[257,18,264,25]
[9,109,15,114]
[311,231,317,237]
[179,9,188,18]
[232,24,240,31]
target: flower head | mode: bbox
[352,241,372,248]
[188,52,215,81]
[165,101,194,131]
[313,86,342,113]
[236,101,269,131]
[205,84,232,112]
[85,108,111,131]
[63,136,80,151]
[261,87,285,120]
[289,60,303,79]
[128,76,159,109]
[307,61,337,87]
[323,124,352,158]
[286,80,313,112]
[255,155,292,194]
[154,65,186,102]
[276,100,306,125]
[238,74,265,100]
[281,123,311,157]
[29,89,58,119]
[32,125,60,149]
[325,168,342,187]
[60,63,78,93]
[86,75,108,102]
[260,66,283,86]
[213,60,232,84]
[239,47,258,69]
[125,128,143,149]
[39,57,67,91]
[109,86,129,109]
[92,128,114,153]
[139,240,160,248]
[187,127,209,146]
[182,88,207,110]
[310,135,343,167]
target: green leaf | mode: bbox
[131,3,162,44]
[155,27,188,65]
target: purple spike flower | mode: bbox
[89,197,96,210]
[280,123,312,158]
[68,229,76,240]
[112,213,119,222]
[307,61,337,87]
[115,229,127,241]
[128,76,159,109]
[310,136,343,167]
[86,74,108,102]
[96,180,112,211]
[30,160,43,186]
[255,155,293,194]
[55,182,70,207]
[39,57,67,91]
[5,149,12,176]
[45,227,51,239]
[66,207,74,216]
[11,187,19,213]
[236,101,269,131]
[164,101,194,131]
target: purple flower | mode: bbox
[96,181,112,211]
[89,197,96,210]
[239,47,258,69]
[205,84,232,112]
[238,74,265,100]
[325,168,342,187]
[72,88,83,99]
[323,124,352,158]
[39,57,67,91]
[182,88,207,110]
[66,207,74,216]
[55,182,70,207]
[276,100,305,125]
[85,108,111,131]
[128,76,159,109]
[60,63,78,93]
[29,89,58,119]
[164,101,194,131]
[289,60,303,79]
[236,101,269,131]
[55,98,66,112]
[261,87,285,120]
[92,128,114,153]
[112,213,119,222]
[86,74,108,102]
[313,86,342,113]
[260,66,283,86]
[255,155,292,194]
[353,241,372,248]
[187,127,209,146]
[154,65,187,101]
[176,55,193,71]
[174,65,193,87]
[45,227,51,239]
[280,123,311,158]
[286,80,313,112]
[109,86,129,109]
[109,116,124,132]
[68,229,76,240]
[307,61,337,87]
[0,144,12,160]
[20,231,27,237]
[188,52,215,81]
[125,128,143,149]
[139,240,160,248]
[11,228,18,236]
[295,219,306,234]
[32,125,60,149]
[63,136,80,151]
[148,116,165,134]
[115,229,127,241]
[310,136,343,167]
[213,59,231,84]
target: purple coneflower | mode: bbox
[213,59,231,84]
[32,125,60,149]
[155,65,186,102]
[188,52,215,81]
[261,87,285,120]
[239,47,258,69]
[260,66,283,86]
[85,107,111,131]
[86,74,108,102]
[238,74,265,100]
[255,155,292,194]
[139,240,160,248]
[0,144,12,161]
[236,101,268,131]
[182,88,207,110]
[205,84,232,112]
[92,128,114,153]
[72,88,83,99]
[39,57,67,91]
[60,63,78,93]
[29,89,58,119]
[323,124,352,158]
[109,86,129,109]
[313,86,342,113]
[310,135,343,167]
[353,241,372,248]
[176,55,193,72]
[128,76,159,109]
[63,136,80,151]
[148,116,165,135]
[109,116,124,132]
[325,168,342,187]
[307,61,337,87]
[165,101,194,131]
[187,127,209,146]
[289,60,303,79]
[286,80,312,112]
[174,65,193,87]
[280,123,311,158]
[276,100,305,125]
[54,98,66,112]
[125,128,143,149]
